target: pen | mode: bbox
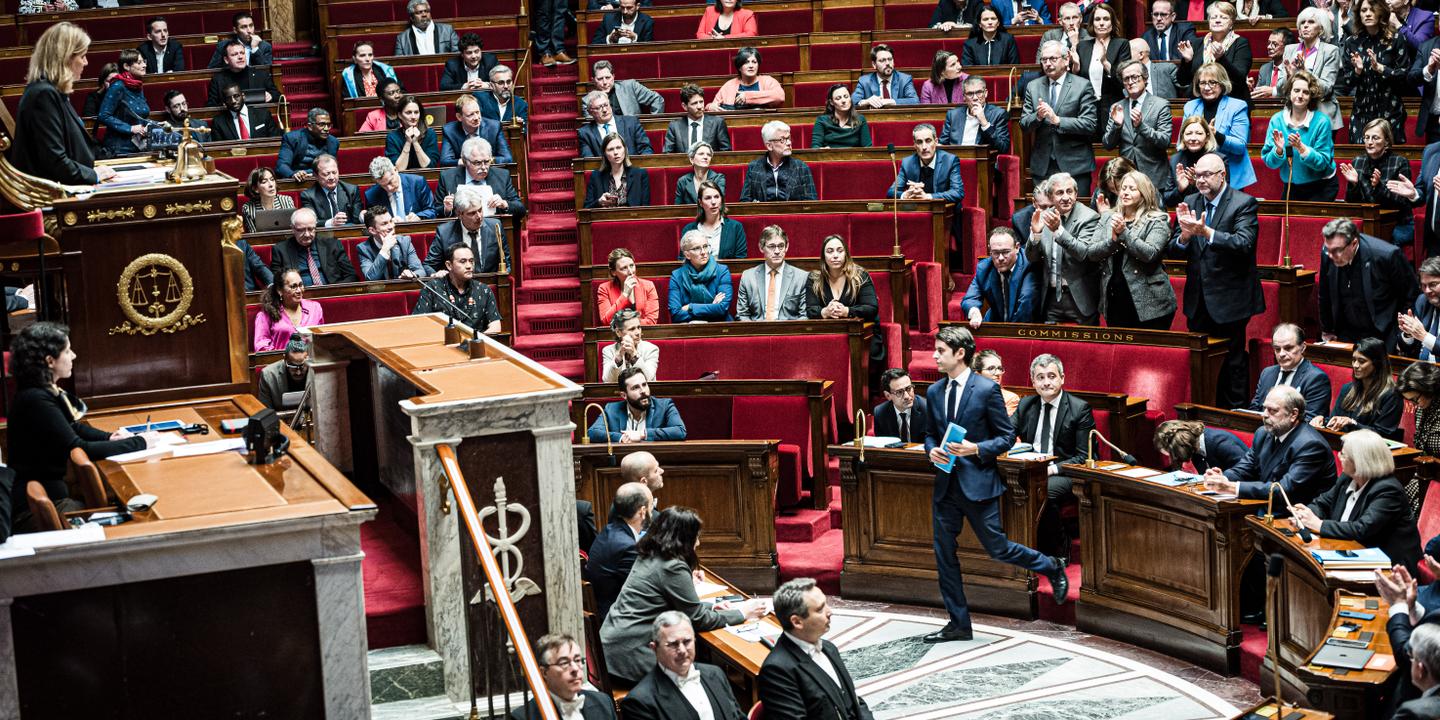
[143,414,151,432]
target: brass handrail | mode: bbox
[435,443,559,720]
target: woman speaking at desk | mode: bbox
[9,22,115,185]
[7,323,160,532]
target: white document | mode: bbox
[1114,467,1161,478]
[1,522,106,551]
[1006,451,1051,461]
[170,438,247,457]
[107,446,174,463]
[694,580,728,596]
[725,622,782,642]
[862,436,902,448]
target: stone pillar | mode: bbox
[0,597,16,720]
[312,553,371,719]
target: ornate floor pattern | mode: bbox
[825,610,1239,720]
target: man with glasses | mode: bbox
[940,77,1011,153]
[276,108,338,182]
[1141,0,1197,62]
[1387,143,1440,257]
[440,94,513,166]
[874,369,930,444]
[394,0,459,56]
[439,137,525,220]
[736,225,807,320]
[578,91,653,158]
[301,154,365,228]
[621,613,746,720]
[1021,40,1097,196]
[1398,257,1440,360]
[963,227,1040,327]
[1127,38,1180,99]
[854,44,920,108]
[740,121,816,202]
[1318,218,1417,351]
[1169,153,1261,408]
[511,634,616,720]
[427,184,508,275]
[1104,60,1174,196]
[258,335,312,412]
[476,65,529,126]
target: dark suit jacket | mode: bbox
[1414,141,1440,257]
[1319,234,1419,351]
[583,520,639,620]
[9,79,98,185]
[1223,421,1336,507]
[1193,427,1248,473]
[476,91,528,124]
[510,689,615,720]
[1401,293,1440,359]
[137,40,184,72]
[1250,359,1333,421]
[426,218,508,274]
[276,129,339,178]
[873,396,931,443]
[207,106,282,141]
[579,115,653,157]
[758,634,873,720]
[1411,37,1440,132]
[962,32,1019,66]
[363,173,438,220]
[587,398,686,442]
[1075,37,1131,106]
[1395,694,1440,720]
[206,66,278,107]
[596,11,655,44]
[439,53,498,91]
[960,253,1041,323]
[1307,474,1421,572]
[621,662,745,720]
[1168,186,1263,326]
[1388,609,1440,707]
[1142,22,1199,62]
[301,181,366,226]
[439,118,513,165]
[924,371,1015,503]
[585,166,652,208]
[1177,35,1254,102]
[236,238,274,292]
[1330,381,1404,441]
[268,237,359,285]
[206,37,273,69]
[939,103,1011,153]
[662,114,732,153]
[578,500,598,553]
[437,165,526,219]
[886,150,964,203]
[1014,391,1096,467]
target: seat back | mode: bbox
[25,480,64,532]
[68,447,108,508]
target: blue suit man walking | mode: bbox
[923,326,1069,642]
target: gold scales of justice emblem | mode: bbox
[108,253,207,336]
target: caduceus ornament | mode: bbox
[474,476,541,606]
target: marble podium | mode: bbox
[308,315,582,705]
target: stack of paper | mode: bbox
[1311,548,1391,569]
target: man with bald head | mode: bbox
[584,482,653,619]
[1169,152,1261,409]
[621,450,664,496]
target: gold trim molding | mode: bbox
[108,253,207,336]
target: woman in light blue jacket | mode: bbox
[1261,70,1338,202]
[1182,61,1255,190]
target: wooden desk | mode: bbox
[692,566,782,708]
[0,395,374,719]
[1068,460,1267,674]
[833,446,1050,620]
[1248,518,1396,719]
[1232,700,1336,719]
[573,440,780,593]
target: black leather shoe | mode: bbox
[922,622,974,643]
[1047,557,1070,605]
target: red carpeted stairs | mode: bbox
[513,62,587,381]
[272,42,331,128]
[360,492,427,649]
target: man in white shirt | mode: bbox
[758,578,873,720]
[601,309,659,383]
[1012,354,1096,555]
[508,634,616,720]
[872,369,930,444]
[1248,323,1332,420]
[620,612,746,720]
[735,225,806,321]
[394,0,460,56]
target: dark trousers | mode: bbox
[1283,176,1339,203]
[933,480,1053,629]
[1038,159,1092,197]
[532,0,570,54]
[1044,286,1099,325]
[1187,304,1251,409]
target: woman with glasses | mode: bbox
[1178,2,1254,102]
[599,507,766,687]
[673,142,725,206]
[255,268,325,352]
[1338,0,1412,143]
[1341,118,1414,247]
[1261,70,1338,202]
[811,83,871,148]
[680,181,745,258]
[973,349,1020,415]
[584,133,650,209]
[669,230,734,322]
[1181,62,1256,190]
[1311,337,1402,440]
[1399,362,1440,453]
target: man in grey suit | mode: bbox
[663,83,732,153]
[736,225,808,320]
[258,336,311,411]
[1021,40,1098,196]
[1127,38,1179,99]
[1025,172,1102,324]
[587,60,665,118]
[393,0,459,56]
[1105,60,1175,196]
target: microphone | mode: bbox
[417,277,471,333]
[1086,428,1137,466]
[1263,482,1310,540]
[1267,553,1284,579]
[887,144,901,257]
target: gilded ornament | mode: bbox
[107,253,207,336]
[62,212,78,226]
[143,204,157,219]
[86,207,136,222]
[164,200,213,216]
[220,197,235,211]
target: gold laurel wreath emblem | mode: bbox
[108,253,207,336]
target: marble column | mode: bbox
[313,552,371,719]
[0,598,15,720]
[310,356,355,473]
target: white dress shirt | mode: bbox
[551,692,584,720]
[413,23,436,54]
[662,666,715,720]
[783,633,841,690]
[1339,480,1363,522]
[1036,397,1060,456]
[942,368,972,423]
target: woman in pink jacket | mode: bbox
[696,0,758,39]
[706,46,785,111]
[919,49,969,104]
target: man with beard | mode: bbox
[583,482,653,621]
[207,82,281,141]
[476,65,528,125]
[853,44,919,108]
[1399,256,1440,360]
[410,244,502,334]
[150,90,208,147]
[587,367,686,443]
[393,0,459,56]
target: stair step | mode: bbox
[534,202,576,216]
[516,278,581,304]
[533,99,576,114]
[370,696,466,720]
[775,508,831,543]
[512,332,584,362]
[531,136,579,154]
[368,645,446,705]
[516,302,582,334]
[538,358,585,380]
[531,176,573,194]
[533,156,577,174]
[533,119,577,136]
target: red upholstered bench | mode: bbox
[589,44,805,81]
[246,289,420,346]
[583,8,813,43]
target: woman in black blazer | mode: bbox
[6,323,157,533]
[962,8,1020,66]
[806,235,885,366]
[1073,4,1130,140]
[1177,1,1253,102]
[584,133,651,209]
[1312,337,1404,441]
[11,23,113,185]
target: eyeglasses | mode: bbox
[963,89,987,97]
[1192,169,1222,179]
[1197,80,1221,87]
[1152,10,1174,15]
[982,365,1005,373]
[762,242,788,250]
[888,385,916,395]
[465,158,493,167]
[768,136,793,145]
[545,656,586,670]
[1122,75,1145,84]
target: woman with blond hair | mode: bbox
[1167,115,1218,205]
[1084,171,1176,329]
[1177,1,1254,102]
[10,22,112,184]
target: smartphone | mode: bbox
[1338,549,1358,558]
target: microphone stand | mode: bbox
[887,143,901,257]
[1085,428,1137,466]
[1265,554,1288,714]
[1282,148,1294,268]
[418,277,483,355]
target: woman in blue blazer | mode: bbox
[98,49,151,157]
[1182,61,1255,190]
[1260,70,1337,202]
[669,232,733,322]
[385,96,440,171]
[584,133,651,209]
[679,180,746,259]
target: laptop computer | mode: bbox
[252,209,293,232]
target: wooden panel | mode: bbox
[1101,498,1213,604]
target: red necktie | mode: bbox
[238,112,250,140]
[881,80,890,100]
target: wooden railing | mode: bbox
[435,443,559,720]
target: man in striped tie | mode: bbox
[1399,257,1440,361]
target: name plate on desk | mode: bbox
[122,453,286,520]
